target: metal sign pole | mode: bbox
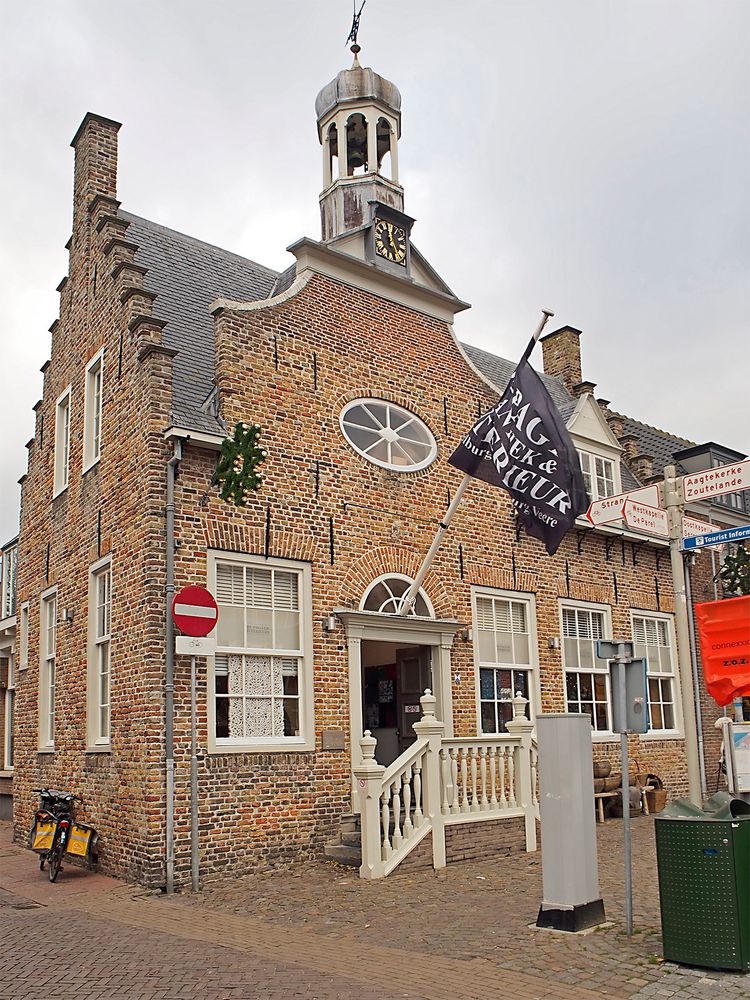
[190,655,199,893]
[617,660,633,937]
[663,465,702,806]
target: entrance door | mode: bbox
[396,647,432,755]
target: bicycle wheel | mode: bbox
[47,839,63,883]
[39,852,47,871]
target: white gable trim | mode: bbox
[567,394,622,453]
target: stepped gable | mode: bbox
[120,212,279,435]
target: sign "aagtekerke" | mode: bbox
[683,460,750,503]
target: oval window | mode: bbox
[340,399,437,472]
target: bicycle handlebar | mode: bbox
[33,787,83,804]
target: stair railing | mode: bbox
[354,690,538,879]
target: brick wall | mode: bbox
[12,113,694,889]
[12,114,175,884]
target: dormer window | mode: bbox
[577,450,615,501]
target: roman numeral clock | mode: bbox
[367,203,415,273]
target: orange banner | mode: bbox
[695,595,750,706]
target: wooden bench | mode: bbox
[594,784,658,822]
[594,790,618,823]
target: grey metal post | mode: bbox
[190,655,199,892]
[165,440,181,894]
[684,556,708,798]
[663,465,702,805]
[616,660,633,937]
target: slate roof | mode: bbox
[614,413,695,475]
[121,213,279,434]
[463,343,641,491]
[119,212,705,486]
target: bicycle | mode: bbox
[30,788,94,883]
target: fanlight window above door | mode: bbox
[361,575,434,617]
[340,399,437,472]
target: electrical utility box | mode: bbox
[596,641,649,734]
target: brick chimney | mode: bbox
[70,113,122,233]
[607,413,624,439]
[540,326,582,394]
[632,453,655,482]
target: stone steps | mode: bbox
[324,813,362,868]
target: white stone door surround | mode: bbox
[334,608,461,807]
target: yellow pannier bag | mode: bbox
[66,823,94,858]
[32,818,57,852]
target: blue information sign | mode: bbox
[682,523,750,550]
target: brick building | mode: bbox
[11,53,748,886]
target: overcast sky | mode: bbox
[0,0,748,543]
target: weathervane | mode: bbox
[346,0,366,48]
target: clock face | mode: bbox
[374,219,407,265]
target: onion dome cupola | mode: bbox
[316,46,405,244]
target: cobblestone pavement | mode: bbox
[2,816,750,999]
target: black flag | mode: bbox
[449,341,589,555]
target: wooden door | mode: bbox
[396,647,432,754]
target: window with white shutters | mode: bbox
[473,590,535,733]
[209,553,313,750]
[562,602,612,732]
[632,612,678,733]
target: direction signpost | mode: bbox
[682,460,750,504]
[683,523,750,551]
[682,515,720,539]
[621,499,669,538]
[585,484,661,527]
[171,585,219,893]
[584,459,749,807]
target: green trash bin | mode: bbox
[655,793,750,971]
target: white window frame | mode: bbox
[4,653,14,770]
[339,398,438,473]
[471,587,540,734]
[18,601,29,670]
[53,386,72,498]
[360,574,435,617]
[1,544,17,619]
[83,349,104,472]
[560,599,614,740]
[39,587,58,751]
[630,609,683,739]
[207,551,314,754]
[87,556,112,749]
[577,450,617,502]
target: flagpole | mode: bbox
[397,309,555,616]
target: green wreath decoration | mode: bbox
[212,422,267,507]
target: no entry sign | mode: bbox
[171,585,218,637]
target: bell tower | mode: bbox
[315,45,404,242]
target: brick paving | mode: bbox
[2,816,750,999]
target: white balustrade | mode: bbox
[355,690,538,879]
[439,739,522,818]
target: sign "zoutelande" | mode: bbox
[683,460,750,504]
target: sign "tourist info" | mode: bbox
[682,524,750,551]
